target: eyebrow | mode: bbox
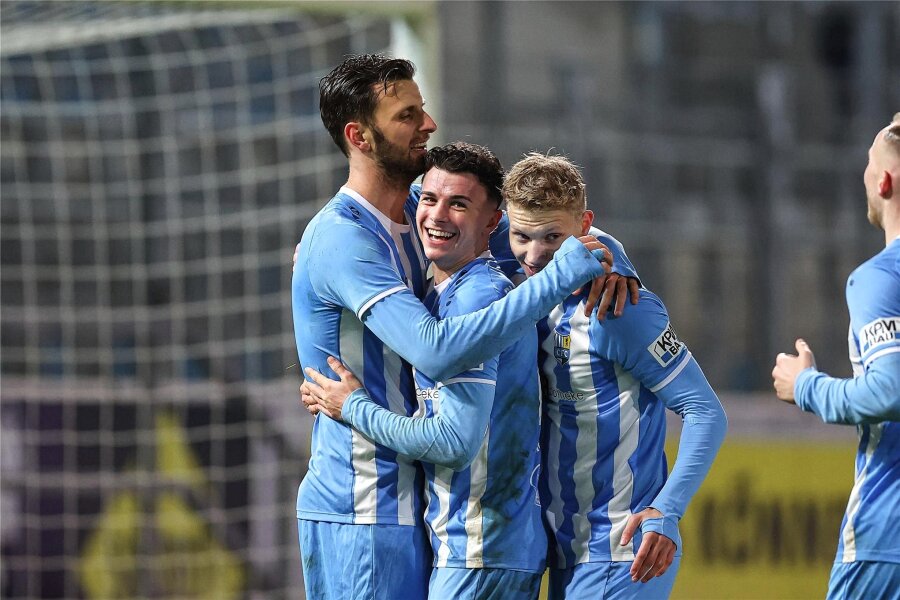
[421,191,471,202]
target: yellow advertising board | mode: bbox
[670,439,852,599]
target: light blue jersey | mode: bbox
[795,237,900,566]
[293,187,612,526]
[538,288,726,569]
[417,257,545,572]
[293,186,428,525]
[339,256,546,573]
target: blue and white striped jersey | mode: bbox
[538,289,726,569]
[796,237,900,565]
[292,186,428,525]
[416,257,546,572]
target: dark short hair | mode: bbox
[319,54,416,156]
[425,142,505,207]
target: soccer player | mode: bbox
[503,153,727,599]
[772,114,900,599]
[294,55,621,600]
[304,141,555,599]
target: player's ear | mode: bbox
[345,122,370,153]
[486,209,503,233]
[580,210,594,235]
[878,171,893,198]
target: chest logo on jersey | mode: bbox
[859,317,900,353]
[554,330,571,365]
[648,321,683,367]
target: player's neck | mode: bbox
[883,205,899,247]
[346,162,413,224]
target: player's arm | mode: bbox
[605,295,726,581]
[309,226,608,382]
[303,357,498,471]
[794,352,900,424]
[773,270,900,424]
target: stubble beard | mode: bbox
[371,126,425,188]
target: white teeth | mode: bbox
[426,228,454,239]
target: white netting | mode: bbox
[0,2,403,597]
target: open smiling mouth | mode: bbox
[425,228,456,241]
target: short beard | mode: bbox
[371,125,426,187]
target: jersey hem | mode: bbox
[552,550,684,569]
[433,559,545,573]
[838,550,900,564]
[296,509,418,526]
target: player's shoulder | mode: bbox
[589,226,626,253]
[592,288,687,370]
[601,289,667,326]
[857,239,900,275]
[441,258,512,316]
[848,241,900,306]
[592,289,670,345]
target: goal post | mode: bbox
[0,1,437,598]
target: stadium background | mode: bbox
[1,1,897,598]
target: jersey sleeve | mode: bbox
[589,226,640,282]
[795,353,900,424]
[599,292,727,522]
[794,262,900,424]
[342,357,500,471]
[362,236,608,382]
[305,219,409,318]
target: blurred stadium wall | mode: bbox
[1,1,897,599]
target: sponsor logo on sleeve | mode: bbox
[648,322,684,367]
[859,317,900,354]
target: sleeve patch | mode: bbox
[648,321,684,367]
[859,317,900,355]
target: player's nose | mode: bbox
[421,111,437,134]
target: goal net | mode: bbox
[0,1,430,597]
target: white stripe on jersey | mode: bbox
[841,423,883,562]
[340,310,379,523]
[432,466,454,566]
[357,285,407,319]
[849,324,864,377]
[350,429,378,524]
[465,428,490,567]
[441,378,496,387]
[411,367,428,418]
[864,346,900,367]
[609,364,640,561]
[567,308,600,565]
[648,351,692,393]
[382,343,417,524]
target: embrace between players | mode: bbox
[291,54,727,600]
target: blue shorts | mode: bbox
[827,561,900,600]
[297,519,431,600]
[429,567,542,600]
[549,557,681,600]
